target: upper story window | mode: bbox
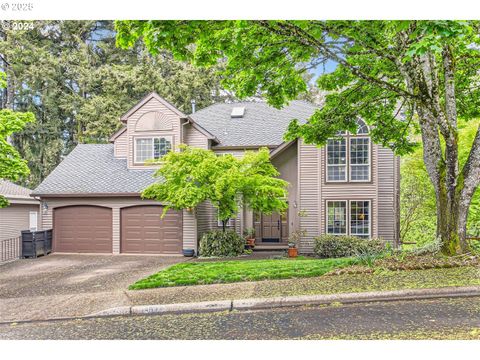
[135,136,172,164]
[350,137,370,181]
[327,139,347,182]
[356,119,369,134]
[326,119,370,182]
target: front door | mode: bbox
[261,213,281,242]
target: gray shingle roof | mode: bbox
[0,180,33,200]
[190,100,318,147]
[32,144,157,196]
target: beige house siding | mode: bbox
[298,140,320,253]
[183,209,197,252]
[114,130,128,158]
[377,146,400,244]
[196,200,239,239]
[39,197,196,254]
[272,142,299,238]
[0,203,40,240]
[184,123,209,149]
[196,201,212,240]
[319,141,378,238]
[126,97,182,169]
[297,136,399,252]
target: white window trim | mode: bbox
[325,134,371,184]
[134,136,173,165]
[29,211,38,231]
[325,139,348,183]
[325,200,372,238]
[349,136,371,182]
[325,200,348,235]
[349,200,371,238]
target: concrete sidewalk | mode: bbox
[2,284,479,324]
[2,265,480,323]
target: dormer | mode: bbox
[110,92,218,169]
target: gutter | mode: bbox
[90,285,480,318]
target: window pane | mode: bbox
[327,139,346,165]
[328,165,347,181]
[154,137,172,159]
[327,201,347,234]
[135,138,152,163]
[351,165,370,181]
[327,138,347,181]
[356,119,369,134]
[350,201,370,238]
[350,138,370,181]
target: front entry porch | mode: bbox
[253,211,289,249]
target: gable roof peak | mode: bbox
[120,92,187,122]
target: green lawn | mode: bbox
[129,257,355,289]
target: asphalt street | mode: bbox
[1,297,479,340]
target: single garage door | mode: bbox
[53,206,112,253]
[121,205,182,254]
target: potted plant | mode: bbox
[288,229,305,258]
[243,227,256,249]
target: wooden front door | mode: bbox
[261,213,281,241]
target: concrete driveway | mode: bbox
[0,254,186,322]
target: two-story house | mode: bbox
[32,92,400,255]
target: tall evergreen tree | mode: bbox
[0,20,230,187]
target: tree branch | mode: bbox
[461,123,480,202]
[255,21,417,100]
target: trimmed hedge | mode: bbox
[314,235,385,258]
[199,230,245,257]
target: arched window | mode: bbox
[356,119,369,134]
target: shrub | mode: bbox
[199,230,245,257]
[314,235,385,258]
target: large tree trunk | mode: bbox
[436,179,462,255]
[405,46,477,256]
[419,112,472,255]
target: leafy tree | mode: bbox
[401,119,480,245]
[142,145,289,231]
[116,20,480,255]
[0,71,35,207]
[0,20,231,187]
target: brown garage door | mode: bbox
[53,206,112,253]
[121,205,182,254]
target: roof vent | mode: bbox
[231,107,245,118]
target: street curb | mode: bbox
[89,285,480,318]
[2,286,479,325]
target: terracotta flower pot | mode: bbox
[247,238,255,248]
[288,247,298,258]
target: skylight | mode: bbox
[231,107,245,118]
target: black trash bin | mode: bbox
[21,230,50,258]
[43,230,52,254]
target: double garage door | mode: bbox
[53,205,182,254]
